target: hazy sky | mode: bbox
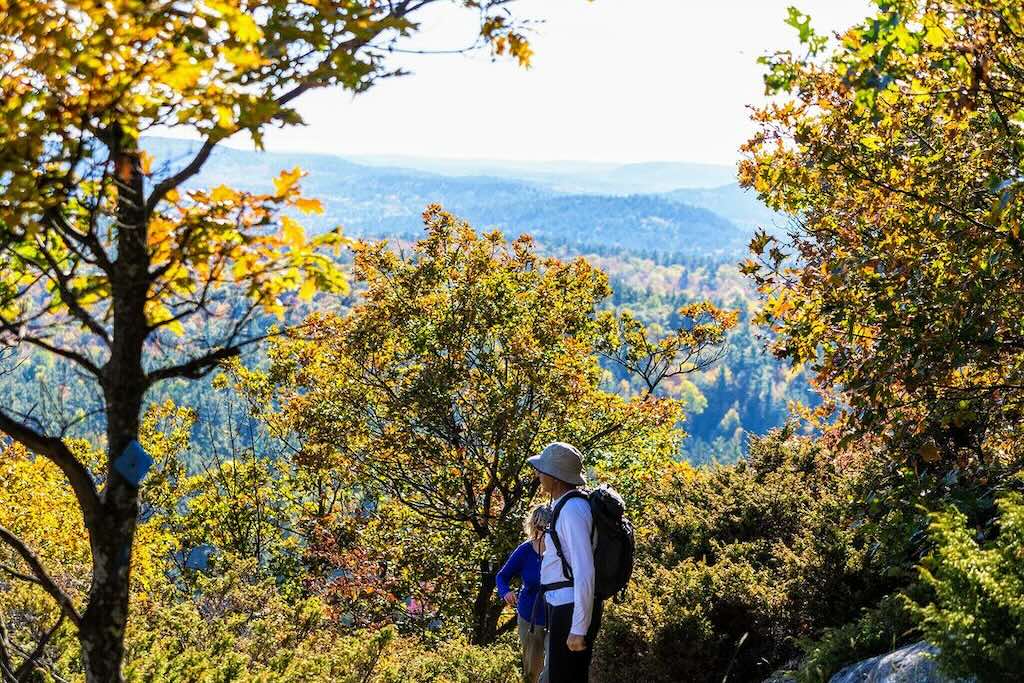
[252,1,874,165]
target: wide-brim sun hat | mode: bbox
[527,442,586,487]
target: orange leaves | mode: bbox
[140,151,155,175]
[142,159,346,331]
[481,16,533,68]
[766,293,794,318]
[294,198,324,215]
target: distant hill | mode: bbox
[143,137,747,256]
[472,194,744,254]
[345,154,738,194]
[663,184,789,235]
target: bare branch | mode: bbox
[144,334,269,385]
[32,239,111,345]
[145,25,374,217]
[13,613,65,681]
[144,138,219,215]
[0,409,100,526]
[0,616,15,683]
[0,563,42,586]
[20,336,102,378]
[0,526,81,628]
[43,207,113,273]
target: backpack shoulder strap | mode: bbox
[548,489,588,583]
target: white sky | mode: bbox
[255,0,873,165]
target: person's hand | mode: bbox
[567,634,587,652]
[503,591,517,607]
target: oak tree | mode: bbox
[742,1,1024,471]
[241,206,736,643]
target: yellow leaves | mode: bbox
[142,169,346,331]
[215,105,235,129]
[481,16,533,68]
[202,0,262,42]
[146,301,185,336]
[861,134,884,151]
[490,33,533,68]
[229,12,263,43]
[232,253,256,281]
[162,61,204,90]
[299,277,317,302]
[224,47,264,69]
[924,25,946,48]
[264,298,285,319]
[0,443,91,615]
[282,216,306,249]
[210,185,239,203]
[922,14,947,48]
[274,167,305,197]
[140,151,155,175]
[148,217,175,251]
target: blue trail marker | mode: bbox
[184,544,214,570]
[113,440,153,488]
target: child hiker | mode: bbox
[496,503,551,683]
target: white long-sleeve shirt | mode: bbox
[541,491,595,636]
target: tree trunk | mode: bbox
[79,148,150,683]
[79,499,136,682]
[471,561,503,645]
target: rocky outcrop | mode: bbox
[828,642,972,683]
[760,642,976,683]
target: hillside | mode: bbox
[130,138,802,462]
[341,154,739,194]
[143,138,748,255]
[664,183,789,233]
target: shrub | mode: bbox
[910,493,1024,682]
[796,594,918,683]
[593,557,790,682]
[593,429,873,682]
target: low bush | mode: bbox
[593,429,876,682]
[911,493,1024,682]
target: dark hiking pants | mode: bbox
[542,600,603,683]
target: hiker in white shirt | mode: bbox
[527,442,603,683]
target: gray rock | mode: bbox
[829,642,973,683]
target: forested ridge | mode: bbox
[3,1,1024,682]
[2,137,804,467]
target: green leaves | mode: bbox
[785,6,826,55]
[742,0,1024,468]
[912,494,1024,681]
[236,207,712,640]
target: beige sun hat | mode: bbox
[527,442,586,487]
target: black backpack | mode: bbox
[548,485,635,602]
